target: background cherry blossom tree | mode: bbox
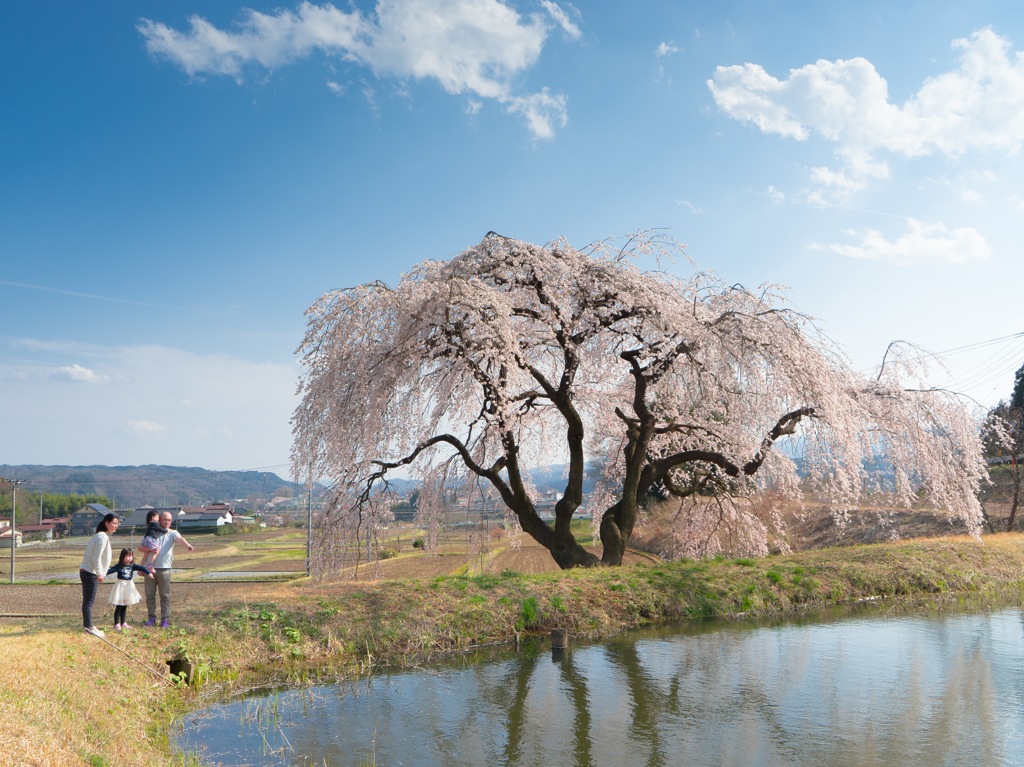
[292,232,987,570]
[981,361,1024,533]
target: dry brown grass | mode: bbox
[0,624,173,767]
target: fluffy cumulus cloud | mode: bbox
[812,218,991,266]
[49,364,108,383]
[708,28,1024,198]
[139,0,578,138]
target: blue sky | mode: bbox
[3,1,1024,473]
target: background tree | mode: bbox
[983,361,1024,532]
[0,490,113,525]
[293,233,987,572]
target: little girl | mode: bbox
[106,548,153,630]
[137,510,167,569]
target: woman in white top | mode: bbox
[79,513,119,638]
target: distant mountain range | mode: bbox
[0,464,299,510]
[0,460,605,512]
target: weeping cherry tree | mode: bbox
[292,232,987,571]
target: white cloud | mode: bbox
[676,199,703,215]
[125,420,165,437]
[655,41,680,80]
[49,364,108,383]
[506,88,567,139]
[655,42,679,58]
[811,218,991,265]
[539,0,581,40]
[708,28,1024,198]
[139,0,578,138]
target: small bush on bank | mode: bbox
[215,522,260,536]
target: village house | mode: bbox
[0,521,23,548]
[69,503,113,536]
[178,502,235,533]
[42,518,68,538]
[16,523,56,543]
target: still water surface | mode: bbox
[179,606,1024,767]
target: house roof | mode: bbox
[182,506,233,516]
[75,503,110,515]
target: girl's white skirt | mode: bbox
[107,578,142,607]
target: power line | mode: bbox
[855,330,1024,406]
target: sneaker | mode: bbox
[114,624,123,631]
[84,626,105,638]
[159,619,170,628]
[121,623,132,630]
[144,618,157,627]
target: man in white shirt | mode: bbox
[142,510,195,628]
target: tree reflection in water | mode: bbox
[178,608,1024,767]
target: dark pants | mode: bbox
[114,605,128,625]
[79,569,98,629]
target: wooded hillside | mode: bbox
[0,464,296,509]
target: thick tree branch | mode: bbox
[370,434,512,499]
[644,406,817,487]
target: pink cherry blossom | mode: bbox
[293,232,986,572]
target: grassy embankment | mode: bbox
[3,533,1024,766]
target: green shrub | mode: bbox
[515,596,541,631]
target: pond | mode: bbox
[177,605,1024,766]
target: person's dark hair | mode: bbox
[95,513,118,534]
[117,547,133,566]
[146,509,159,523]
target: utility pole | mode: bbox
[6,478,23,584]
[306,474,313,578]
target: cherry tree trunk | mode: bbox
[1007,462,1021,533]
[598,501,635,566]
[549,534,600,569]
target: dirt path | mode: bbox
[0,581,272,619]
